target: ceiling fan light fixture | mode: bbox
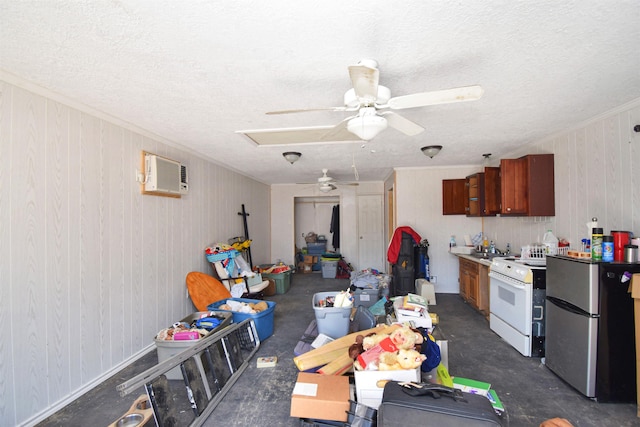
[347,114,388,140]
[318,183,333,193]
[282,151,301,164]
[421,145,443,158]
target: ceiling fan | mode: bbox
[303,169,358,193]
[238,59,483,145]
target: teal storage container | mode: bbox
[261,270,291,294]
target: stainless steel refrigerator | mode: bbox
[545,255,638,402]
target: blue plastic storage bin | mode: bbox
[207,298,276,341]
[307,242,327,254]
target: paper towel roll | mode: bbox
[632,238,640,262]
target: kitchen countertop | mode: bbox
[453,253,493,267]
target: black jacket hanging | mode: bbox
[330,204,340,250]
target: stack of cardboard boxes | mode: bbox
[298,255,318,274]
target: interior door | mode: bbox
[357,194,384,272]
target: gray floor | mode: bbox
[36,272,639,427]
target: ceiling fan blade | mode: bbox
[387,85,484,110]
[348,64,379,103]
[266,106,354,115]
[380,111,425,136]
[237,125,361,146]
[320,115,359,141]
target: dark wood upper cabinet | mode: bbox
[466,167,501,217]
[483,166,501,215]
[442,178,467,215]
[500,154,555,216]
[466,173,483,216]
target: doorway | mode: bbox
[294,196,340,255]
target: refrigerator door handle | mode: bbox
[546,295,599,318]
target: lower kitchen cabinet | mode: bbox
[458,257,489,317]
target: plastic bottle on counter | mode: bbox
[591,228,604,261]
[542,229,559,255]
[602,235,614,262]
[489,240,496,254]
[449,235,457,248]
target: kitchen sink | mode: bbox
[471,252,502,259]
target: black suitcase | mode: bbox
[378,382,505,426]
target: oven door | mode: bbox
[489,271,533,356]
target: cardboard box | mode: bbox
[354,367,420,409]
[452,376,491,396]
[631,273,640,418]
[298,262,313,274]
[290,372,350,422]
[304,255,318,264]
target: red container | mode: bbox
[612,231,630,262]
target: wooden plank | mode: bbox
[316,352,353,375]
[293,324,399,371]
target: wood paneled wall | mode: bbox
[0,80,270,426]
[393,98,639,294]
[483,100,640,253]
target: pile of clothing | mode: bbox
[350,269,391,291]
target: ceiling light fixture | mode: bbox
[421,145,443,158]
[282,151,301,164]
[347,108,388,140]
[482,153,492,167]
[318,183,333,193]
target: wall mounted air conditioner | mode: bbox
[143,152,188,196]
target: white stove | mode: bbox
[489,257,547,357]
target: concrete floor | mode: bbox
[36,272,639,427]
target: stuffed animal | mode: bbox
[362,332,389,351]
[351,326,427,371]
[378,351,401,370]
[349,335,365,360]
[396,348,427,369]
[218,300,269,313]
[389,326,424,349]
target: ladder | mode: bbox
[117,319,260,427]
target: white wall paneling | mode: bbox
[392,100,640,296]
[0,79,270,427]
[394,166,483,294]
[483,99,640,254]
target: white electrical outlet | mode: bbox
[431,276,437,284]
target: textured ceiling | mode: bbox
[2,1,639,185]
